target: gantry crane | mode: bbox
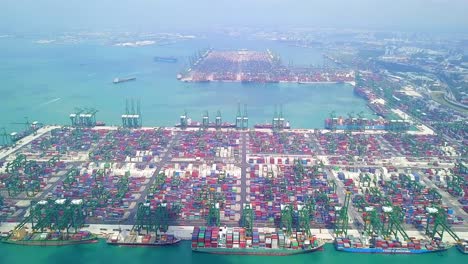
[425,206,461,244]
[63,168,79,190]
[206,202,220,227]
[155,202,169,235]
[70,199,86,233]
[202,111,209,129]
[280,204,293,234]
[215,110,222,129]
[235,103,242,129]
[334,192,351,237]
[297,204,312,236]
[381,205,410,241]
[293,159,305,182]
[240,203,254,237]
[133,202,154,234]
[0,127,11,147]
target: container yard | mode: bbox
[0,122,467,254]
[179,49,355,84]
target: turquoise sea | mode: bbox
[0,241,465,264]
[0,34,372,132]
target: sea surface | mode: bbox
[0,241,465,264]
[0,33,373,132]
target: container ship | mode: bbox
[113,77,136,84]
[334,236,450,254]
[3,230,98,246]
[154,56,178,63]
[458,240,468,254]
[191,227,324,256]
[254,122,291,130]
[107,232,180,247]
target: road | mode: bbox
[326,169,364,230]
[239,132,247,207]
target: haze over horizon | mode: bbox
[1,0,468,34]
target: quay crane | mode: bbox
[240,203,254,237]
[334,192,351,237]
[425,206,462,245]
[280,204,293,235]
[122,99,142,128]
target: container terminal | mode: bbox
[179,49,355,84]
[0,103,467,254]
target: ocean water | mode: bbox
[0,241,464,264]
[0,34,372,132]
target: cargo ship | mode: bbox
[107,231,180,247]
[254,122,291,129]
[457,240,468,254]
[334,236,450,254]
[192,227,324,256]
[3,230,98,246]
[154,56,178,63]
[113,77,136,84]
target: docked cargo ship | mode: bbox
[113,77,136,84]
[107,231,180,247]
[3,230,98,246]
[458,240,468,254]
[154,56,178,63]
[254,122,291,129]
[192,227,324,256]
[334,236,450,254]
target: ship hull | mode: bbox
[3,237,98,246]
[107,239,181,247]
[457,245,468,254]
[192,244,323,256]
[335,245,449,254]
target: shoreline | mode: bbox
[179,79,355,86]
[1,223,467,243]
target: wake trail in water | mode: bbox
[39,98,61,107]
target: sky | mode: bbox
[1,0,468,33]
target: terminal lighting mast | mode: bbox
[215,110,222,129]
[242,104,248,130]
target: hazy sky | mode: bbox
[1,0,467,33]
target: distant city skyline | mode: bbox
[1,0,467,34]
